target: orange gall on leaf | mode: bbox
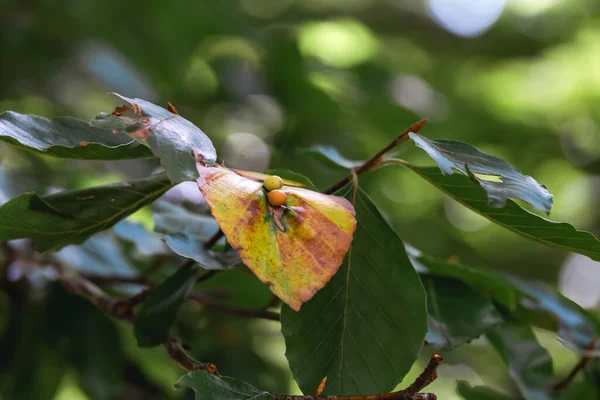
[196,164,357,311]
[267,189,287,206]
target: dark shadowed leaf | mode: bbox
[400,166,600,262]
[95,94,217,182]
[507,276,599,355]
[424,276,503,351]
[456,381,520,400]
[134,264,202,347]
[408,248,517,310]
[281,188,427,395]
[487,320,561,400]
[0,110,153,160]
[47,286,125,400]
[300,146,364,170]
[408,133,552,213]
[114,220,169,257]
[163,233,236,270]
[0,174,172,251]
[174,370,274,400]
[198,267,274,309]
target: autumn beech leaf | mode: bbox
[196,164,357,311]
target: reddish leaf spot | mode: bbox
[78,141,91,147]
[133,104,143,116]
[111,104,131,116]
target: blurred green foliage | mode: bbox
[2,0,600,399]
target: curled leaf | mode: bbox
[409,133,553,213]
[196,165,356,310]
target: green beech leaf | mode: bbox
[114,220,169,257]
[300,145,364,170]
[508,276,599,355]
[487,320,561,400]
[0,174,172,251]
[153,200,220,242]
[408,248,517,310]
[424,276,503,350]
[0,110,153,160]
[281,188,427,395]
[55,233,138,278]
[401,166,600,261]
[94,94,217,182]
[408,133,552,213]
[456,381,520,400]
[133,264,202,347]
[174,370,274,400]
[163,233,237,270]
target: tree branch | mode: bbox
[57,266,216,374]
[272,354,441,400]
[552,339,596,391]
[323,119,428,195]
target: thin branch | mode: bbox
[189,293,280,321]
[323,119,428,195]
[552,339,596,391]
[272,354,441,400]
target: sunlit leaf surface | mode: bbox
[196,164,356,311]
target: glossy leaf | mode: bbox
[152,200,220,242]
[424,276,503,350]
[174,370,274,400]
[301,145,364,170]
[508,276,599,355]
[114,220,169,257]
[281,188,427,395]
[0,174,172,251]
[163,233,236,270]
[55,232,139,278]
[196,164,356,311]
[456,381,519,400]
[96,94,217,182]
[134,264,202,347]
[409,249,517,309]
[487,320,561,400]
[401,165,600,262]
[0,110,153,160]
[408,133,553,213]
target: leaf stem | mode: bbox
[272,354,441,400]
[322,119,427,195]
[552,339,596,391]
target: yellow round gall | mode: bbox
[263,175,284,191]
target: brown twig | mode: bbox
[272,354,441,400]
[552,339,596,391]
[323,119,428,195]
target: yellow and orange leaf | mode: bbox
[196,164,356,311]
